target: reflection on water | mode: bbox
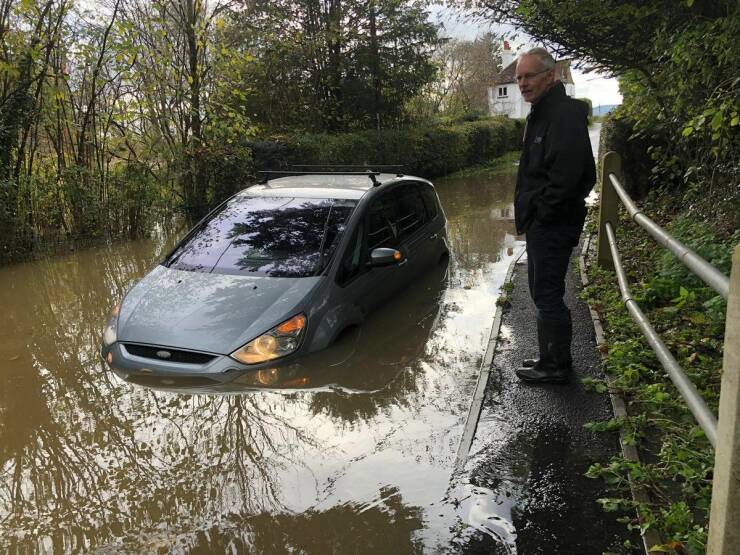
[0,172,521,553]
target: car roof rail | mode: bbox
[291,164,404,174]
[256,169,389,186]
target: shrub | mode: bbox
[202,144,254,205]
[599,112,653,199]
[251,117,523,179]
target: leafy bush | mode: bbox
[582,211,737,552]
[202,144,254,205]
[106,162,162,238]
[578,97,593,118]
[599,113,653,200]
[416,126,468,176]
[606,14,739,228]
[251,117,524,178]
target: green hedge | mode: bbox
[249,117,524,179]
[599,111,653,200]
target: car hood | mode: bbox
[117,265,321,354]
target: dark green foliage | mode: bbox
[250,117,523,178]
[456,111,489,123]
[655,220,739,294]
[249,140,292,171]
[464,119,519,162]
[462,123,494,165]
[224,0,440,133]
[578,97,593,118]
[202,144,254,206]
[610,11,739,229]
[367,129,421,169]
[106,162,161,239]
[472,0,727,74]
[416,127,467,176]
[0,179,24,260]
[599,114,653,199]
[582,212,736,551]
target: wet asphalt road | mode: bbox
[456,252,640,553]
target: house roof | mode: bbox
[493,59,574,86]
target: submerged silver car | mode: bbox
[101,170,448,385]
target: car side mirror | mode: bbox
[369,247,404,267]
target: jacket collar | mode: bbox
[530,81,567,116]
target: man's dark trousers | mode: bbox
[519,221,582,382]
[526,221,581,324]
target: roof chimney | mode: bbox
[501,41,515,68]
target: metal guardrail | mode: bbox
[596,151,739,554]
[607,173,730,299]
[604,221,718,446]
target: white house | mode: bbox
[488,42,576,119]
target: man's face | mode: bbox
[516,55,555,104]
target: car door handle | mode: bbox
[428,233,438,241]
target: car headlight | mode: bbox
[231,314,307,365]
[102,303,120,346]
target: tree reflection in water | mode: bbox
[0,232,317,550]
[0,172,520,553]
[0,230,443,553]
[188,489,424,553]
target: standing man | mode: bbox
[513,47,596,384]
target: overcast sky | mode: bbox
[430,6,623,107]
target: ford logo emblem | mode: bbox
[156,350,172,359]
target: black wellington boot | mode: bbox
[516,316,573,384]
[520,313,573,369]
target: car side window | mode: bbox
[418,184,439,221]
[336,221,365,286]
[367,196,399,250]
[393,185,427,241]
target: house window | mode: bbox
[498,86,508,98]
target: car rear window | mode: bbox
[165,196,356,277]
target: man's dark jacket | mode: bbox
[515,81,596,234]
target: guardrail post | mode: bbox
[708,243,740,554]
[597,151,622,269]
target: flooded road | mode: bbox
[0,170,522,553]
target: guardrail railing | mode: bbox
[596,151,739,555]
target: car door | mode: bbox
[390,183,439,278]
[357,191,411,313]
[312,187,435,350]
[308,198,395,344]
[416,182,448,266]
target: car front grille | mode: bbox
[127,375,222,388]
[122,343,217,365]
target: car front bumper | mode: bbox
[101,341,304,388]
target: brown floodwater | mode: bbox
[0,169,521,553]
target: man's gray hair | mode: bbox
[520,47,556,70]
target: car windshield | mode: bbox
[165,196,357,277]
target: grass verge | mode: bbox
[442,150,521,178]
[581,199,739,554]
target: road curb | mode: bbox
[579,231,664,554]
[452,245,526,474]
